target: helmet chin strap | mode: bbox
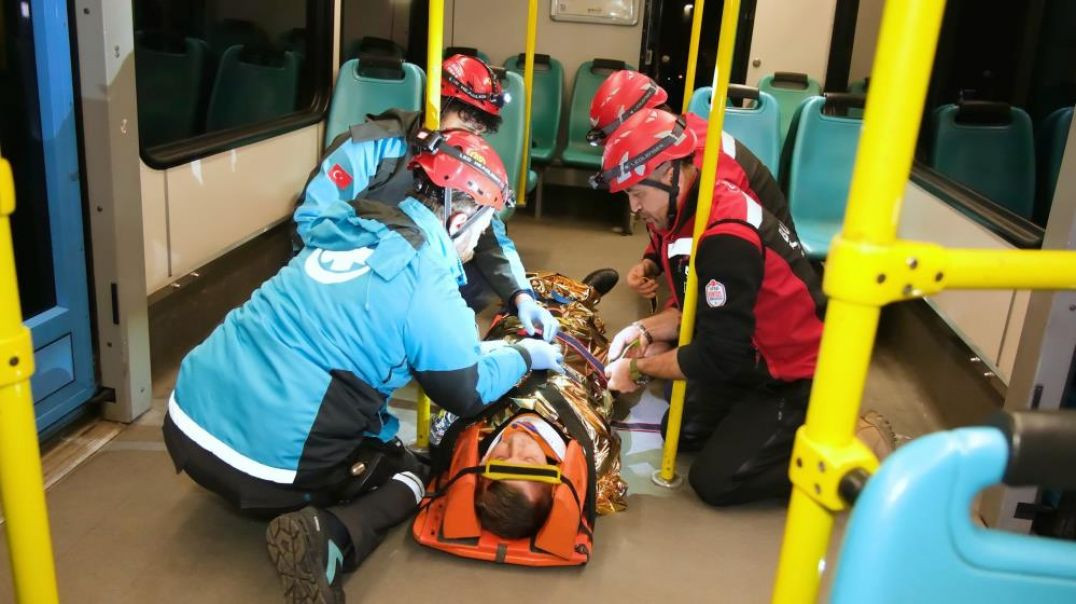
[639,162,682,227]
[443,186,454,230]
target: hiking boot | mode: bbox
[582,268,619,296]
[856,410,899,462]
[267,507,346,604]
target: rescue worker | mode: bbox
[586,70,796,305]
[592,109,825,506]
[163,130,565,603]
[294,53,559,341]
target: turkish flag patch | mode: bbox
[705,279,726,307]
[328,163,353,189]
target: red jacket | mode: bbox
[648,177,825,383]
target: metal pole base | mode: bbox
[651,470,684,489]
[409,443,429,455]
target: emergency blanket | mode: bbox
[438,271,628,514]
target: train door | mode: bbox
[2,0,96,432]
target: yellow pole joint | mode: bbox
[787,426,878,513]
[414,391,431,450]
[824,237,949,306]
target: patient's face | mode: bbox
[485,431,553,505]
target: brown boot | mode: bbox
[856,410,899,462]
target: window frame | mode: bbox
[137,0,334,170]
[910,162,1044,249]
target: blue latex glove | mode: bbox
[514,337,565,373]
[516,295,559,342]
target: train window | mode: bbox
[133,0,332,168]
[912,0,1075,236]
[340,0,412,65]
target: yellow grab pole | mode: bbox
[771,1,948,602]
[0,157,60,603]
[415,0,445,449]
[424,0,444,131]
[656,0,740,486]
[517,0,539,206]
[680,0,707,114]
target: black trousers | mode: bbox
[163,414,425,571]
[661,377,810,506]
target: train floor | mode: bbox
[0,207,943,603]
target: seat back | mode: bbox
[783,95,863,259]
[1037,106,1074,216]
[929,102,1036,218]
[687,85,782,176]
[504,53,564,163]
[485,71,527,194]
[832,412,1076,603]
[562,58,633,168]
[758,72,822,146]
[324,57,425,146]
[206,45,300,132]
[444,46,491,64]
[134,32,208,147]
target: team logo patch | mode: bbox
[328,163,353,189]
[705,279,726,308]
[304,247,374,284]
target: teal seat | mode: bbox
[758,72,822,146]
[783,95,863,260]
[134,32,208,147]
[847,77,869,95]
[486,71,528,196]
[833,412,1076,604]
[206,45,300,132]
[1038,106,1073,216]
[345,36,405,61]
[504,53,564,164]
[561,59,633,169]
[444,46,491,64]
[687,85,782,177]
[208,19,269,60]
[324,57,425,147]
[930,102,1035,218]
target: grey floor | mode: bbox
[0,212,939,603]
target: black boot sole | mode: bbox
[266,510,344,604]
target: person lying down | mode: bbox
[412,271,627,566]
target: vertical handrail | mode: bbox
[680,0,707,114]
[770,1,948,601]
[415,0,446,449]
[656,0,740,486]
[518,0,538,206]
[424,0,444,131]
[0,157,60,603]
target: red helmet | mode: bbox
[591,109,696,193]
[410,128,514,210]
[587,70,668,145]
[442,54,505,116]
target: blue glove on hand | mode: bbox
[516,295,559,342]
[514,337,565,373]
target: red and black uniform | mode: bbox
[652,176,825,506]
[682,113,797,237]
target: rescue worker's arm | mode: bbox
[672,227,763,383]
[403,267,530,418]
[471,216,533,303]
[293,134,409,250]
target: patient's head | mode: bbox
[476,430,555,539]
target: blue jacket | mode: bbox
[294,109,532,304]
[170,198,532,487]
